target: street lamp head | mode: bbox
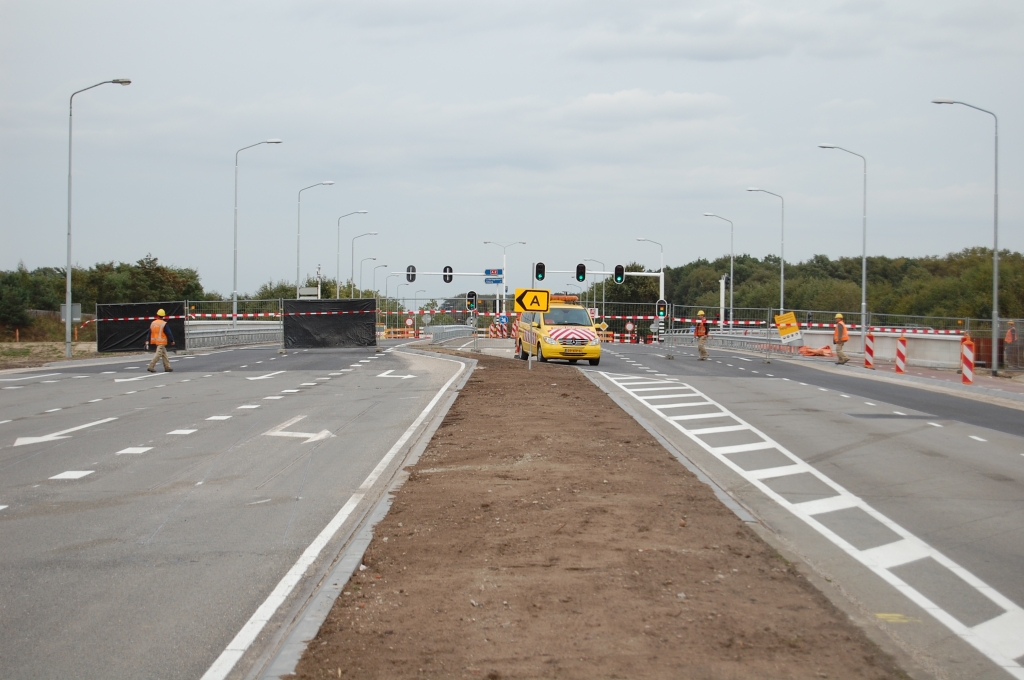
[931,98,956,105]
[322,181,335,186]
[818,144,836,149]
[112,79,131,86]
[368,231,378,235]
[636,237,646,242]
[266,139,283,144]
[746,187,760,192]
[703,212,715,216]
[357,210,368,214]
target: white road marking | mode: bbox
[0,505,7,511]
[264,396,284,400]
[247,499,272,505]
[349,364,362,367]
[328,373,343,376]
[125,391,137,395]
[841,395,850,398]
[377,370,416,379]
[247,371,285,381]
[819,388,827,391]
[117,447,153,455]
[928,423,943,428]
[894,411,907,416]
[340,369,353,372]
[41,380,59,384]
[970,436,988,442]
[88,399,102,403]
[281,389,299,393]
[603,372,1024,676]
[300,382,318,386]
[0,373,62,382]
[240,365,248,368]
[102,371,115,374]
[207,416,232,421]
[262,415,334,443]
[50,470,94,480]
[237,405,260,409]
[865,402,876,406]
[202,356,466,680]
[114,373,159,383]
[168,429,196,435]
[2,386,23,390]
[45,408,62,413]
[14,417,118,447]
[359,360,370,363]
[0,420,10,425]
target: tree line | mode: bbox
[578,248,1024,319]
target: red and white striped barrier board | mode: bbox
[81,314,189,326]
[864,332,874,369]
[961,340,975,385]
[895,336,907,374]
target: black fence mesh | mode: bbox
[283,299,376,348]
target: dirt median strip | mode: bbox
[290,352,907,679]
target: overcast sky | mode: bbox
[1,0,1021,300]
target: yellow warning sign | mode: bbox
[514,288,550,313]
[774,311,803,344]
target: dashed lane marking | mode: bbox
[238,405,260,409]
[50,471,94,480]
[88,399,102,403]
[0,373,62,382]
[117,447,153,455]
[45,408,62,413]
[970,436,988,442]
[207,416,232,421]
[264,396,284,400]
[602,372,1024,677]
[168,429,197,435]
[928,423,943,428]
[281,390,299,394]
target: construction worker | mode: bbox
[1006,321,1019,369]
[1005,320,1017,344]
[147,309,175,373]
[694,310,710,360]
[834,313,849,365]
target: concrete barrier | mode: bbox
[798,330,961,369]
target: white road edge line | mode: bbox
[601,372,1024,677]
[200,355,466,680]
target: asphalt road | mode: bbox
[0,343,465,680]
[542,341,1024,680]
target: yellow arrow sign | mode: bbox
[514,288,550,313]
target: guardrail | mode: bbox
[429,325,476,345]
[185,326,283,349]
[663,329,795,357]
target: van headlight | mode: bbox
[588,338,600,345]
[543,336,559,345]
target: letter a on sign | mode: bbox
[514,288,550,313]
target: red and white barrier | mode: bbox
[961,340,975,385]
[895,335,907,374]
[864,332,874,369]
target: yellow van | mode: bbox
[516,295,601,366]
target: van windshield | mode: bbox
[543,307,592,326]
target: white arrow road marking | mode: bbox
[377,369,416,379]
[14,417,118,447]
[262,415,335,443]
[0,373,62,382]
[114,373,160,383]
[247,371,286,381]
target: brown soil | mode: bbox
[291,352,907,680]
[0,342,112,370]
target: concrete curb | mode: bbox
[251,351,476,680]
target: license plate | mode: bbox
[563,349,585,354]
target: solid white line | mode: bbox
[0,373,62,382]
[971,611,1024,661]
[201,356,466,680]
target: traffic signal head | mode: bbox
[534,262,546,282]
[613,264,625,284]
[442,265,453,284]
[466,290,477,311]
[575,263,586,282]
[724,274,731,290]
[656,299,668,318]
[406,265,416,283]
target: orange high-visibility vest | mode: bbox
[694,319,708,337]
[1006,326,1017,344]
[834,322,849,343]
[149,319,168,346]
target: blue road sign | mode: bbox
[484,277,503,284]
[499,315,508,324]
[484,268,503,276]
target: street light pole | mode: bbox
[636,238,665,299]
[335,211,368,298]
[351,232,378,298]
[65,78,131,358]
[703,214,734,330]
[819,145,868,352]
[360,257,376,292]
[483,241,526,315]
[372,263,388,295]
[233,139,282,327]
[747,188,785,311]
[296,181,334,298]
[584,258,605,317]
[932,98,1000,375]
[384,272,400,330]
